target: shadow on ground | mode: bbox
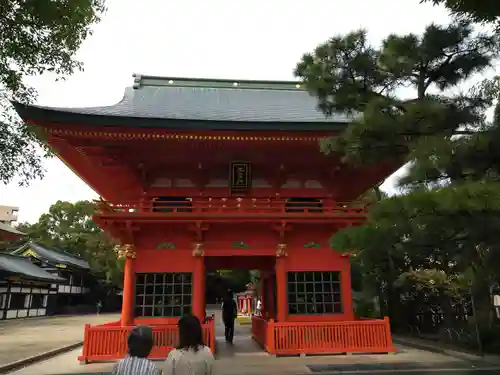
[307,361,497,373]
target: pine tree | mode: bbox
[422,0,500,25]
[295,21,500,330]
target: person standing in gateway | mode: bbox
[221,290,237,344]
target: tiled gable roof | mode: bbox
[12,75,352,130]
[0,253,66,282]
[0,222,25,236]
[11,241,90,270]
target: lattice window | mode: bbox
[135,273,192,317]
[287,271,342,314]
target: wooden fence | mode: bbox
[78,319,215,363]
[252,315,395,355]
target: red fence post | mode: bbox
[266,319,275,355]
[384,317,396,352]
[77,324,91,364]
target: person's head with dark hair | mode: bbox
[127,325,154,358]
[177,314,204,352]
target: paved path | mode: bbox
[8,346,500,375]
[9,309,500,375]
[0,314,119,368]
[211,309,265,359]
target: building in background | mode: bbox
[11,242,94,315]
[0,222,25,242]
[0,205,23,243]
[0,253,65,319]
[0,205,19,225]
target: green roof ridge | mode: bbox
[132,74,306,91]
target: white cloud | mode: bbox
[1,0,452,223]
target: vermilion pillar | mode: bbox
[119,245,136,326]
[341,258,355,320]
[258,272,266,315]
[275,255,287,322]
[192,249,206,321]
[267,272,275,318]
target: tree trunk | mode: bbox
[472,274,494,329]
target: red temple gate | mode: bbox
[14,75,397,361]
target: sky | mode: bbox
[0,0,454,224]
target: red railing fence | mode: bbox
[95,198,369,216]
[251,316,395,355]
[78,320,215,363]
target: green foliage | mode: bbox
[215,270,253,293]
[295,22,498,166]
[299,17,500,333]
[422,0,500,25]
[0,0,106,185]
[334,182,500,293]
[354,295,379,318]
[402,82,500,188]
[17,200,122,286]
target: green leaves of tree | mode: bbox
[296,22,499,166]
[0,93,46,185]
[422,0,500,25]
[299,13,500,326]
[17,200,122,286]
[0,0,106,99]
[0,0,106,185]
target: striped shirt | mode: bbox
[112,355,162,375]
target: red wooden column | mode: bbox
[341,255,355,320]
[117,244,136,326]
[275,244,287,322]
[267,272,276,318]
[192,243,206,321]
[258,271,267,315]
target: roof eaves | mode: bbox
[0,222,25,236]
[11,241,90,270]
[0,254,66,283]
[13,105,349,131]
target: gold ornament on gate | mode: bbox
[114,244,137,259]
[276,243,288,258]
[192,242,205,257]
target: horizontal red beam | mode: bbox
[93,199,368,225]
[96,215,366,225]
[94,198,369,218]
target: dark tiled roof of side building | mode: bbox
[0,222,25,236]
[12,75,353,131]
[0,253,66,282]
[11,241,91,270]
